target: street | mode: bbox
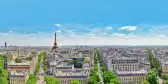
[95,50,104,84]
[98,61,104,84]
[36,59,45,84]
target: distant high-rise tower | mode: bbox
[52,33,58,51]
[5,42,7,48]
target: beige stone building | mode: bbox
[56,76,88,84]
[7,52,17,60]
[9,71,29,84]
[111,57,139,71]
[54,69,89,84]
[115,70,147,84]
[7,61,31,72]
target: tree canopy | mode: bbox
[165,80,168,84]
[27,56,33,61]
[87,76,97,84]
[0,77,8,84]
[44,75,59,84]
[43,52,48,71]
[141,80,150,84]
[87,49,100,84]
[0,55,4,68]
[35,52,44,74]
[148,49,162,75]
[84,57,90,64]
[162,74,168,80]
[103,71,120,84]
[15,57,21,63]
[147,70,159,84]
[0,67,8,78]
[70,80,81,84]
[0,55,8,84]
[26,74,36,84]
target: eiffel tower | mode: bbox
[52,33,58,51]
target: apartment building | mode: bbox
[115,70,147,84]
[9,71,29,84]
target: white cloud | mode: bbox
[54,24,61,27]
[119,26,137,31]
[157,35,168,38]
[127,33,137,37]
[70,34,76,37]
[106,27,112,30]
[0,31,15,36]
[85,33,95,36]
[56,30,62,33]
[84,33,97,39]
[111,33,137,38]
[111,33,125,37]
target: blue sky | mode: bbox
[1,0,168,46]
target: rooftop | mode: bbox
[8,61,30,66]
[54,69,89,78]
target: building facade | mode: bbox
[9,71,29,84]
[53,69,89,84]
[56,76,88,84]
[111,58,139,71]
[7,62,31,72]
[115,70,147,84]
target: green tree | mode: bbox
[162,74,168,80]
[148,49,162,75]
[89,68,99,82]
[101,66,106,73]
[43,54,48,71]
[141,80,149,84]
[35,52,45,74]
[147,70,159,84]
[165,80,168,84]
[44,75,59,84]
[87,77,97,84]
[70,80,81,84]
[0,55,8,84]
[0,67,8,78]
[103,71,119,84]
[110,78,120,84]
[27,56,33,61]
[35,62,40,74]
[0,55,4,68]
[0,77,8,84]
[26,74,36,84]
[84,57,90,64]
[15,57,21,63]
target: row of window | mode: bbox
[112,67,138,71]
[112,64,138,66]
[112,61,138,64]
[112,66,138,68]
[120,77,145,81]
[120,78,145,84]
[10,79,25,84]
[121,81,141,84]
[59,79,85,84]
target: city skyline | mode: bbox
[1,0,168,46]
[1,24,168,46]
